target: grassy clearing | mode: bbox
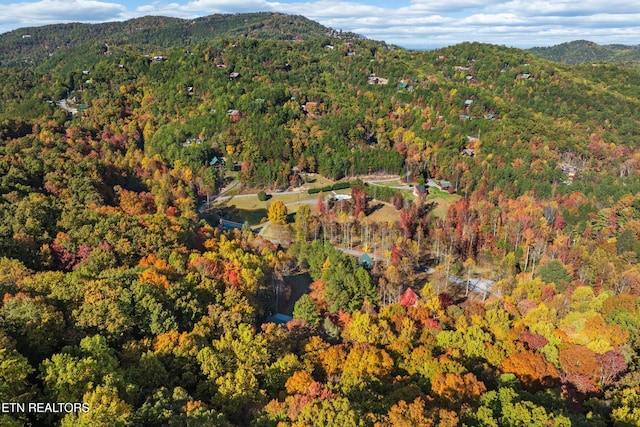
[429,197,453,218]
[220,192,307,210]
[210,175,461,226]
[368,180,406,187]
[210,201,268,224]
[367,203,401,222]
[300,173,335,188]
[426,186,460,218]
[426,186,458,200]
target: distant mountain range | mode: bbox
[4,13,640,68]
[0,13,362,67]
[528,40,640,65]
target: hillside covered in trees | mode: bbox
[0,13,360,67]
[528,40,640,65]
[1,12,640,426]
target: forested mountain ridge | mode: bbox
[2,15,640,426]
[528,39,640,65]
[0,12,360,67]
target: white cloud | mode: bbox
[0,0,127,30]
[1,0,639,48]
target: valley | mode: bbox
[0,13,639,426]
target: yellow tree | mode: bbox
[387,398,433,427]
[431,372,486,404]
[268,201,288,225]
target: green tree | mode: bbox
[294,204,311,242]
[293,397,364,427]
[0,341,35,404]
[293,294,321,326]
[40,335,121,402]
[60,385,132,427]
[538,260,571,290]
[0,295,65,360]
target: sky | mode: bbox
[1,0,639,49]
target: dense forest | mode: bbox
[2,12,640,426]
[528,40,640,66]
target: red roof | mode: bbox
[399,288,418,307]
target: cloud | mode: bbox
[1,0,640,48]
[0,0,127,30]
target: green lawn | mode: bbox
[368,180,405,187]
[212,183,457,225]
[426,187,461,217]
[426,185,458,200]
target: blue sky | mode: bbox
[1,0,639,48]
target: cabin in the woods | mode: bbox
[399,288,419,307]
[359,253,373,269]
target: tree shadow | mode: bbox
[366,202,385,215]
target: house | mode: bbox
[210,156,226,169]
[439,180,456,193]
[462,148,476,157]
[229,72,240,79]
[464,99,473,106]
[219,219,243,230]
[516,73,531,79]
[303,102,319,114]
[227,109,241,122]
[368,74,389,85]
[264,313,293,325]
[412,185,427,198]
[152,55,165,63]
[399,288,418,307]
[560,164,579,182]
[359,253,373,269]
[183,138,204,147]
[216,64,227,69]
[458,114,471,120]
[22,34,31,39]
